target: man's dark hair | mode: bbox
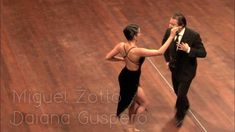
[172,12,187,27]
[123,24,140,41]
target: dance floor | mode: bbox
[1,0,234,131]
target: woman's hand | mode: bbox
[170,26,181,37]
[107,56,125,61]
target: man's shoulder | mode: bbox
[185,27,199,35]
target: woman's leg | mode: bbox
[128,101,138,132]
[128,86,149,131]
[129,101,138,124]
[135,86,149,114]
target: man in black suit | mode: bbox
[162,12,207,127]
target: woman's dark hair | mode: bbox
[123,24,140,41]
[172,12,187,27]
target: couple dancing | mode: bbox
[105,12,207,131]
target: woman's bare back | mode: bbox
[119,42,143,71]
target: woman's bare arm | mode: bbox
[105,43,124,61]
[135,27,179,57]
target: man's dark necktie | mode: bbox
[169,34,180,69]
[174,34,180,51]
[171,33,180,64]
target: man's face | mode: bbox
[169,18,178,28]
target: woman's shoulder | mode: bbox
[130,47,146,57]
[116,42,125,48]
[114,42,126,52]
[132,47,145,52]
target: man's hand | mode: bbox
[177,42,190,53]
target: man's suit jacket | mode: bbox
[162,27,207,81]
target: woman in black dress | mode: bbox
[106,24,178,131]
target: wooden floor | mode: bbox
[1,0,234,132]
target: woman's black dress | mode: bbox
[116,53,145,117]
